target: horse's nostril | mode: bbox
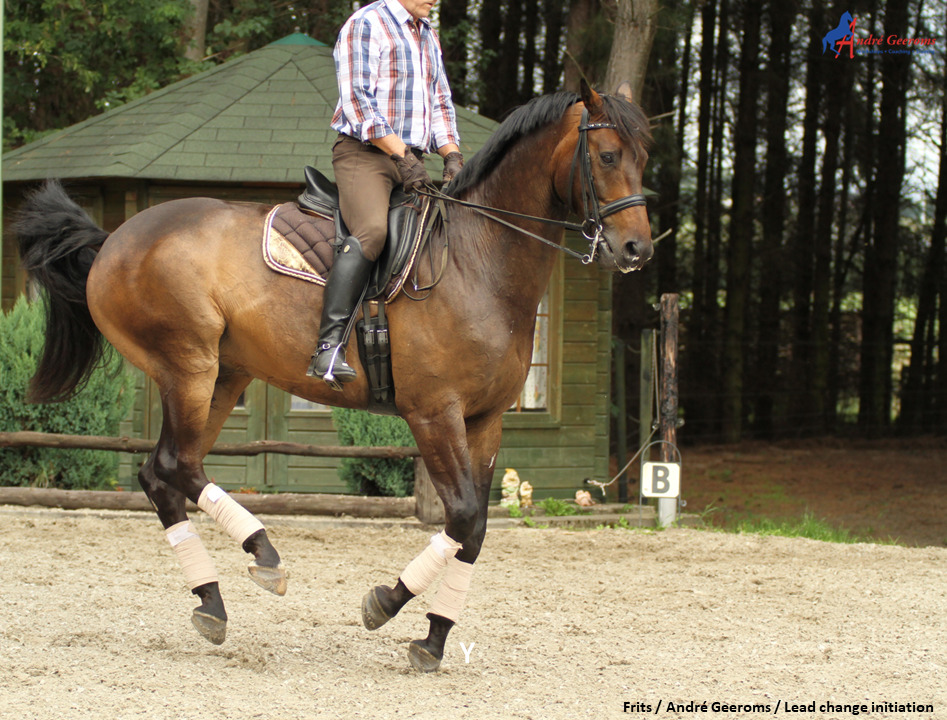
[624,240,652,267]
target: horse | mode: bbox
[822,11,855,56]
[15,81,652,672]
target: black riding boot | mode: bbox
[306,237,374,385]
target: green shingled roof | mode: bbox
[2,35,498,184]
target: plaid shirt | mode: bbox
[330,0,461,153]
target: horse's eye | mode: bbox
[600,152,616,165]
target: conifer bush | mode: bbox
[331,408,416,497]
[0,297,134,489]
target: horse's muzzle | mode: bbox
[599,236,653,273]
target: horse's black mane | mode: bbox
[446,91,652,199]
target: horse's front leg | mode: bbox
[362,412,501,672]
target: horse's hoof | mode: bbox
[192,610,227,645]
[248,561,288,596]
[361,586,393,630]
[407,640,442,673]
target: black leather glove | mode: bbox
[390,152,432,193]
[442,151,464,185]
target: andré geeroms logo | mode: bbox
[821,11,937,58]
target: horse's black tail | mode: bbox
[13,180,110,403]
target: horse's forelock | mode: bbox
[600,94,652,157]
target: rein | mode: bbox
[419,107,647,265]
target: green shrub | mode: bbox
[0,296,134,489]
[537,497,585,516]
[331,408,416,496]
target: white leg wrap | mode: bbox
[197,484,264,545]
[400,530,463,596]
[166,521,219,590]
[430,557,475,622]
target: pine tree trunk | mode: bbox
[928,71,947,431]
[563,0,597,91]
[185,0,209,61]
[439,0,470,106]
[721,0,761,443]
[521,0,540,100]
[603,0,659,101]
[651,1,693,296]
[542,0,567,93]
[788,3,824,432]
[687,0,718,437]
[478,0,505,117]
[860,0,912,434]
[810,58,852,432]
[755,0,795,439]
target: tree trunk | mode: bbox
[909,63,947,431]
[603,0,659,101]
[937,98,947,433]
[521,0,540,99]
[686,0,718,437]
[542,0,567,93]
[499,0,524,109]
[439,0,470,106]
[810,57,853,432]
[649,0,692,296]
[703,0,730,437]
[478,0,505,117]
[563,0,598,92]
[721,0,761,443]
[788,2,824,433]
[827,86,857,429]
[754,0,796,439]
[185,0,209,61]
[859,0,912,434]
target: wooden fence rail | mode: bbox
[0,431,422,459]
[0,431,428,519]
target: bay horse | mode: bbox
[15,82,652,672]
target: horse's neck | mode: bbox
[453,136,568,307]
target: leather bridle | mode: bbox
[419,105,648,265]
[567,108,647,264]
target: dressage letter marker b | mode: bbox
[641,462,680,498]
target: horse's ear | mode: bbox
[580,79,603,113]
[616,82,633,103]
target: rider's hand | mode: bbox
[390,152,433,193]
[442,151,464,185]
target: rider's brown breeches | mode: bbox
[331,134,401,263]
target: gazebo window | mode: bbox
[509,292,550,411]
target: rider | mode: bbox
[307,0,465,384]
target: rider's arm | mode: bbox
[334,17,396,143]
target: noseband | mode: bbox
[568,108,647,264]
[420,104,648,265]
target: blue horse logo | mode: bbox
[822,11,856,57]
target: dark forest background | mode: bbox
[4,0,947,444]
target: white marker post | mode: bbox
[640,459,681,527]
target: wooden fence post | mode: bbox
[638,328,655,503]
[413,458,445,525]
[657,293,680,526]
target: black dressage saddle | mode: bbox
[297,165,426,301]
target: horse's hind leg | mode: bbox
[158,361,287,594]
[139,425,227,644]
[140,370,257,644]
